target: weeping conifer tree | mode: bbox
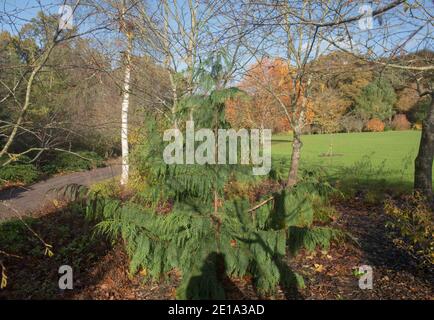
[83,50,342,299]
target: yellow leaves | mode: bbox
[28,106,50,119]
[1,263,7,289]
[52,199,60,208]
[44,244,54,257]
[1,273,6,289]
[128,127,142,146]
[313,263,324,273]
[9,153,19,162]
[171,287,177,298]
[306,252,316,260]
[413,123,422,130]
[139,268,147,277]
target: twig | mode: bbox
[0,202,53,254]
[247,196,274,213]
[0,250,23,259]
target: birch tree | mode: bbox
[119,0,134,186]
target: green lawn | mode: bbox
[271,130,431,192]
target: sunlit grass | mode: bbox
[271,130,431,193]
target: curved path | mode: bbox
[0,164,121,221]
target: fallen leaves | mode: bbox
[314,263,325,273]
[0,262,7,289]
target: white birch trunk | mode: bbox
[120,36,132,186]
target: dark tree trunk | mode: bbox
[414,93,434,203]
[287,130,302,188]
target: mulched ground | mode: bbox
[1,199,432,300]
[290,200,433,300]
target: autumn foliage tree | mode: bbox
[227,58,305,133]
[309,52,374,133]
[366,118,385,132]
[391,114,411,131]
[239,58,314,186]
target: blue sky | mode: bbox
[1,0,432,70]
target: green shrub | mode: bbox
[42,151,104,174]
[384,193,433,267]
[84,186,342,298]
[84,126,341,298]
[89,179,121,198]
[80,57,342,299]
[0,156,39,186]
[354,78,396,121]
[0,218,37,253]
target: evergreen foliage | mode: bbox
[354,78,397,121]
[81,53,342,299]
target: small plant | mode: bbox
[365,118,385,132]
[384,193,433,267]
[352,267,365,278]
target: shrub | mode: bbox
[391,114,411,131]
[413,123,422,130]
[42,151,104,174]
[384,193,433,267]
[0,156,39,186]
[365,118,385,132]
[97,132,341,299]
[89,179,121,198]
[341,114,364,133]
[81,59,342,298]
[354,78,396,121]
[85,184,342,298]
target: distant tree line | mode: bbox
[227,51,433,135]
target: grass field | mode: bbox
[271,130,432,194]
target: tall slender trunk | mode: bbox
[260,122,265,147]
[414,93,434,202]
[287,129,302,188]
[187,0,197,122]
[170,73,178,128]
[162,0,178,128]
[120,32,132,186]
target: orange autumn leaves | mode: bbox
[226,58,313,132]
